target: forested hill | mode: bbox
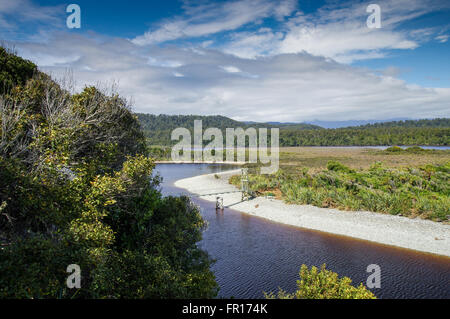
[279,118,449,146]
[137,113,321,145]
[138,113,449,147]
[279,126,449,147]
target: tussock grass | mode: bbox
[231,153,450,222]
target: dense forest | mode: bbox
[279,126,449,146]
[354,118,450,129]
[138,113,449,147]
[0,47,217,298]
[137,113,321,145]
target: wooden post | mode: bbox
[241,168,249,201]
[216,197,224,212]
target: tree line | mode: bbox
[137,113,449,147]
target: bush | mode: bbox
[265,264,376,299]
[0,48,217,299]
[405,146,428,154]
[0,47,37,95]
[386,146,403,152]
[240,161,450,221]
[327,161,354,173]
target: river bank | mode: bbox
[174,169,450,258]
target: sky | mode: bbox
[1,0,449,122]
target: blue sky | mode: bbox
[1,0,449,121]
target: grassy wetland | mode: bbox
[230,147,450,222]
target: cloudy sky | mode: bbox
[1,0,449,122]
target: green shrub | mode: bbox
[0,48,217,299]
[240,161,450,221]
[265,264,376,299]
[327,161,354,173]
[0,47,37,95]
[405,146,426,153]
[386,146,403,152]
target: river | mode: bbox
[154,163,450,299]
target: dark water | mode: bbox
[155,163,450,299]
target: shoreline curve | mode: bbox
[174,169,450,258]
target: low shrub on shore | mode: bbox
[265,264,376,299]
[385,146,436,154]
[231,161,450,221]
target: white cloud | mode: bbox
[221,28,283,58]
[0,0,64,42]
[132,0,296,45]
[15,32,450,122]
[277,0,446,62]
[435,35,449,43]
[0,0,62,27]
[221,65,241,73]
[2,0,449,123]
[220,0,450,63]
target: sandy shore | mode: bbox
[175,169,450,257]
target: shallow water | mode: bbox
[155,163,450,299]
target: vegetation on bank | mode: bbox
[0,47,217,298]
[355,118,450,129]
[148,145,172,160]
[265,265,376,299]
[231,160,450,222]
[279,126,448,147]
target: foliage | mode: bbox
[0,47,37,95]
[356,118,450,129]
[386,146,403,153]
[137,113,449,147]
[0,48,217,299]
[327,161,355,173]
[385,146,433,154]
[265,264,376,299]
[232,161,450,221]
[148,145,172,160]
[279,126,449,147]
[137,113,321,146]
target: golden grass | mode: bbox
[278,147,450,173]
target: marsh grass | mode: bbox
[278,147,449,172]
[231,148,450,222]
